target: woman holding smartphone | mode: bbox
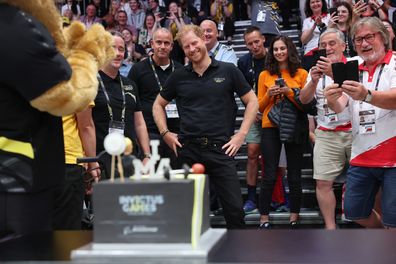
[257,36,308,229]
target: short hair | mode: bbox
[320,28,346,44]
[152,27,173,41]
[175,24,204,46]
[243,26,262,38]
[305,0,328,17]
[117,10,128,17]
[351,16,390,51]
[266,35,301,77]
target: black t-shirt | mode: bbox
[93,71,141,153]
[160,59,252,140]
[0,4,71,192]
[127,57,183,134]
[237,52,266,95]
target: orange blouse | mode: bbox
[257,68,308,128]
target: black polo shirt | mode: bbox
[127,57,183,134]
[93,71,141,153]
[0,4,71,192]
[160,59,252,140]
[237,52,266,95]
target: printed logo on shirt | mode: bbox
[213,77,225,83]
[124,85,134,91]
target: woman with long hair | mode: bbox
[301,0,330,70]
[257,35,309,229]
[138,12,159,51]
[328,1,357,57]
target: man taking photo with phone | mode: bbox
[324,17,396,229]
[300,28,353,230]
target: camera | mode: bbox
[275,78,285,87]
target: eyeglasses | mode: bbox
[353,32,378,45]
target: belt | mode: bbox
[182,137,225,147]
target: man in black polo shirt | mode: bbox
[128,28,183,168]
[237,26,267,214]
[153,25,258,229]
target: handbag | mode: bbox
[268,95,283,127]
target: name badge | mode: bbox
[257,10,266,22]
[165,100,179,119]
[109,120,125,135]
[323,104,338,123]
[358,108,376,135]
[218,22,224,31]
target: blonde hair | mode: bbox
[175,24,204,46]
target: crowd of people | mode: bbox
[2,0,396,238]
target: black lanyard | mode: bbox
[97,73,126,123]
[212,43,222,58]
[149,57,174,91]
[359,64,385,92]
[251,59,256,93]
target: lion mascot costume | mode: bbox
[0,0,114,238]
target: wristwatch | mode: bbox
[363,89,373,103]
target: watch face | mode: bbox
[365,90,372,102]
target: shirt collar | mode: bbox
[358,50,392,71]
[311,13,327,21]
[209,42,220,54]
[185,58,219,72]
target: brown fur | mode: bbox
[2,0,115,116]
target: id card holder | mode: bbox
[218,22,224,31]
[165,100,179,118]
[257,10,266,22]
[323,104,338,123]
[358,107,376,135]
[108,120,125,135]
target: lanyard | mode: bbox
[359,64,385,92]
[97,73,126,123]
[212,43,222,58]
[149,57,174,91]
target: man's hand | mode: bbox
[341,80,368,100]
[88,162,101,183]
[324,83,344,102]
[163,132,182,156]
[222,132,245,156]
[316,56,333,78]
[255,112,263,123]
[310,66,324,83]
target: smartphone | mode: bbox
[313,49,327,67]
[329,7,338,16]
[275,78,286,87]
[329,7,338,23]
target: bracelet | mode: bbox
[143,153,151,159]
[160,129,169,137]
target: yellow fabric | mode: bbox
[62,102,94,164]
[212,3,233,23]
[257,68,308,128]
[62,114,83,164]
[170,22,178,38]
[0,137,34,159]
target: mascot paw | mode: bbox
[62,21,86,52]
[73,24,115,68]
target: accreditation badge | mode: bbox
[257,10,266,22]
[323,104,338,123]
[165,100,179,118]
[108,120,125,135]
[358,104,376,135]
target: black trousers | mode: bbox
[259,128,303,215]
[52,164,85,230]
[0,188,53,238]
[178,140,245,229]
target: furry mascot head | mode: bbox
[2,0,115,116]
